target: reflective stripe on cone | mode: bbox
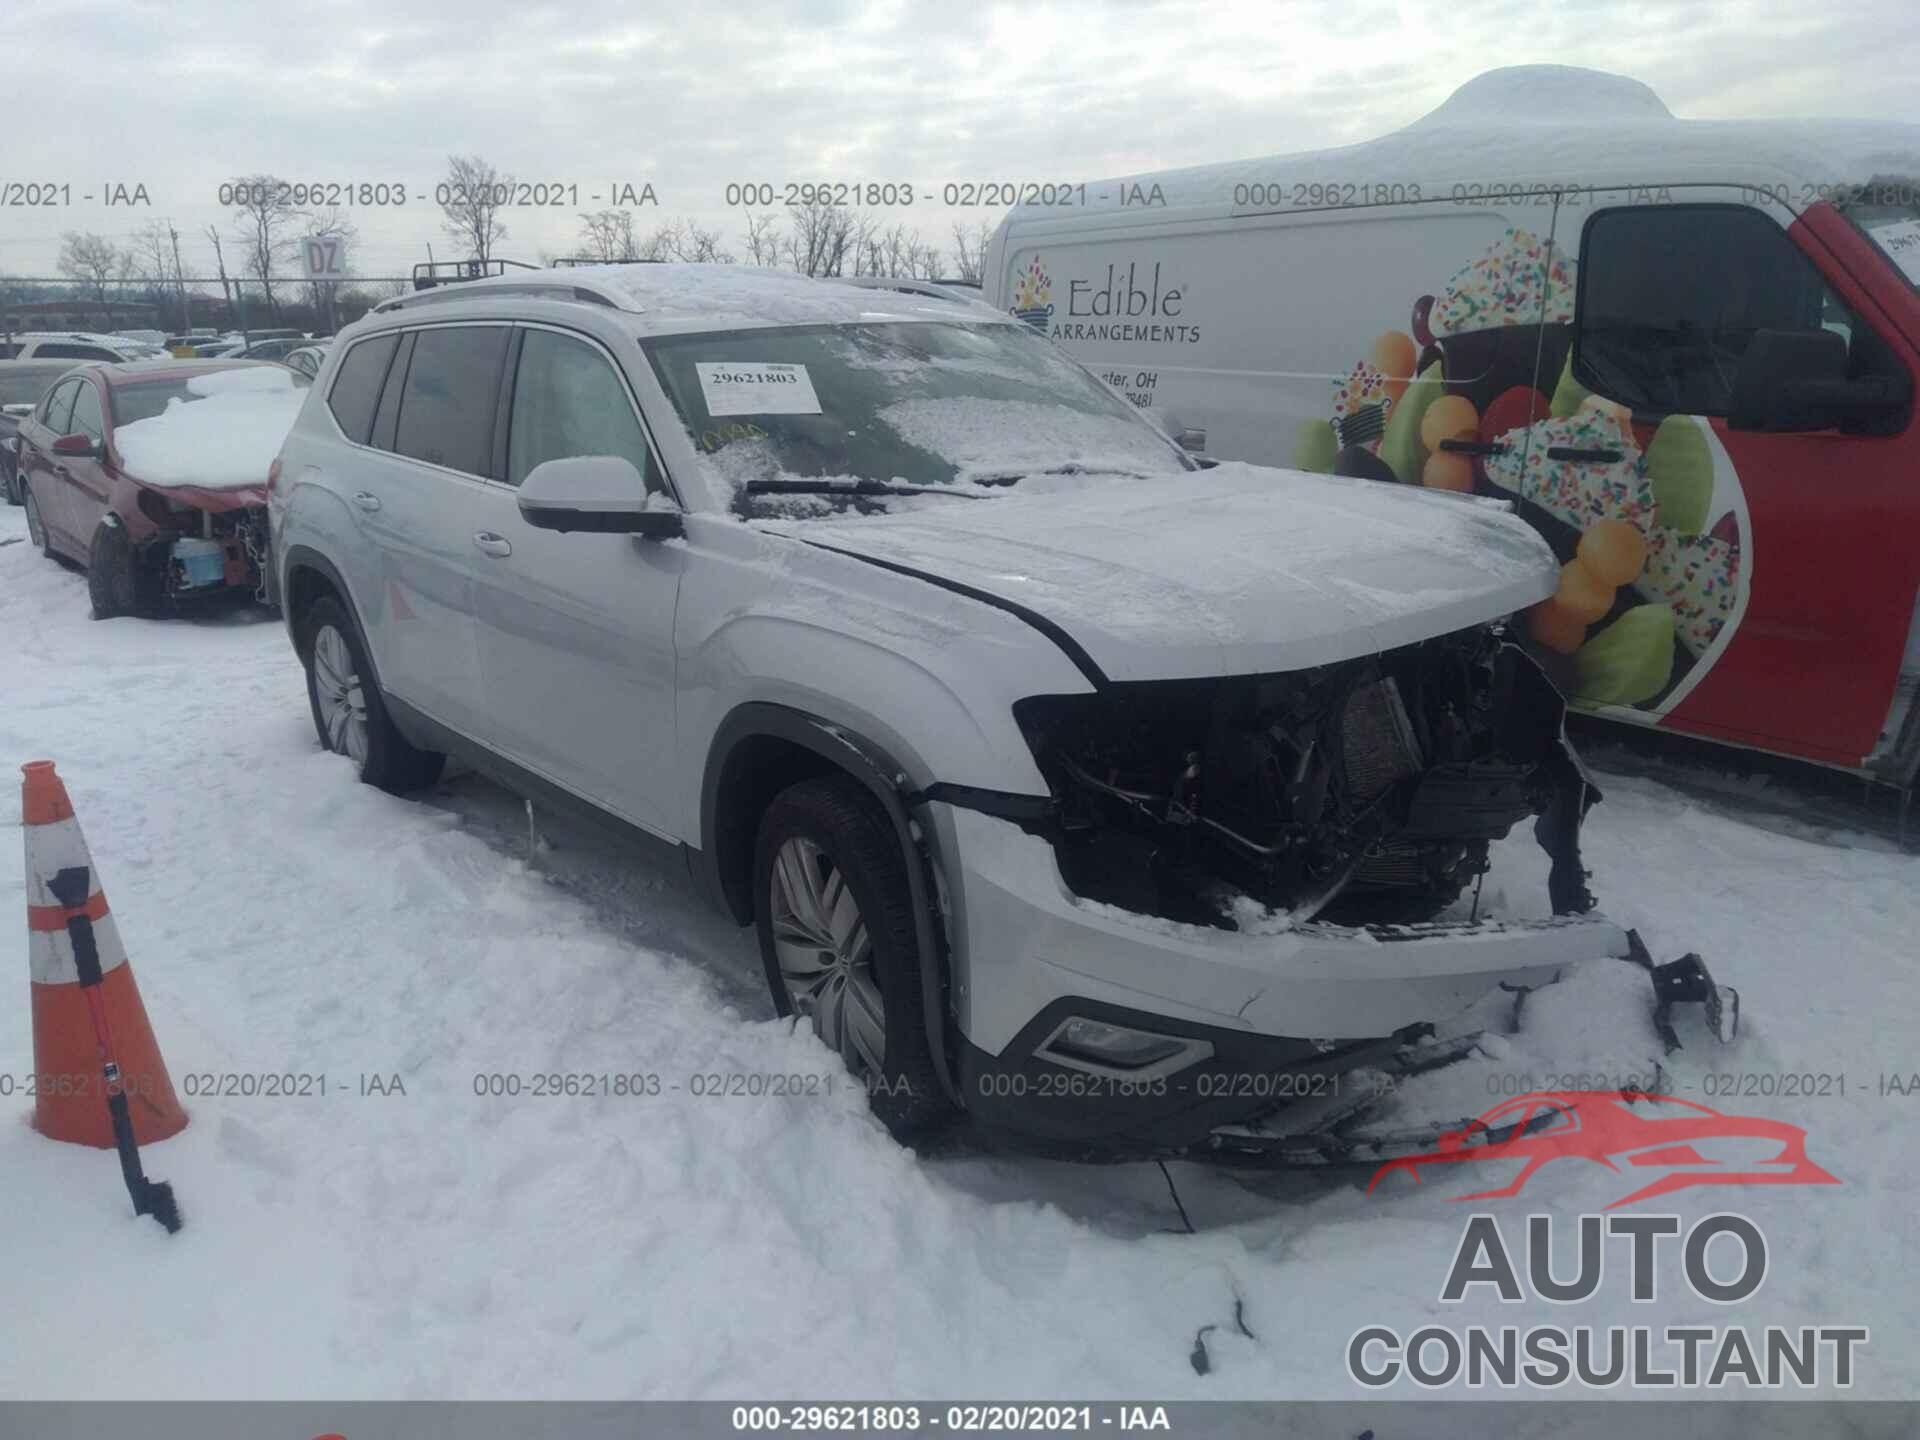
[20,761,186,1149]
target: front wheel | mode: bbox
[299,594,445,794]
[753,775,953,1140]
[87,517,149,619]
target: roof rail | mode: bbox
[835,276,976,301]
[373,273,636,315]
[549,257,666,268]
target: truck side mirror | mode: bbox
[1729,328,1910,432]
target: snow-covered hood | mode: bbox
[764,464,1558,682]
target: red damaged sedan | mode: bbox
[16,359,308,617]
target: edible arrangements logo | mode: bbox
[1352,1090,1859,1392]
[1010,256,1052,333]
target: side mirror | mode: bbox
[2,402,33,418]
[517,454,683,538]
[1175,426,1207,454]
[51,432,99,458]
[1729,328,1911,432]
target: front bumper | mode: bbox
[934,804,1628,1155]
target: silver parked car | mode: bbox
[267,263,1659,1159]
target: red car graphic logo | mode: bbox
[1367,1090,1840,1209]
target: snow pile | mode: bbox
[114,368,305,491]
[2,496,1918,1402]
[1404,65,1675,128]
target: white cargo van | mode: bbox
[983,66,1920,789]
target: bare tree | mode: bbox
[740,212,783,267]
[949,220,995,284]
[783,202,857,276]
[577,208,640,262]
[440,155,512,265]
[56,232,126,322]
[649,218,732,263]
[228,174,303,318]
[128,220,181,312]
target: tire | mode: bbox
[753,774,952,1140]
[87,517,145,619]
[22,482,51,557]
[299,593,445,794]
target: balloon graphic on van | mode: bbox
[1011,255,1055,334]
[1299,225,1749,716]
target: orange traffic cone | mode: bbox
[23,760,187,1148]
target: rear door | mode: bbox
[351,323,509,736]
[467,324,683,836]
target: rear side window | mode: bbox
[39,343,113,360]
[506,328,660,489]
[41,379,78,433]
[391,325,510,476]
[69,382,104,442]
[1575,204,1834,416]
[326,334,398,444]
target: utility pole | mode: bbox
[167,222,188,333]
[206,226,233,324]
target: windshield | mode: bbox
[642,320,1189,513]
[1845,180,1920,292]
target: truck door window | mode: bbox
[1575,204,1836,417]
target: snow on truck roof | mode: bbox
[1002,66,1920,224]
[371,262,1014,334]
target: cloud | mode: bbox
[2,0,1915,278]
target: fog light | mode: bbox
[1036,1016,1213,1080]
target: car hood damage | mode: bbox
[767,463,1558,683]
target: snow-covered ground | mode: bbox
[2,496,1916,1406]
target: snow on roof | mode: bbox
[113,365,305,491]
[387,263,1018,334]
[1004,66,1920,222]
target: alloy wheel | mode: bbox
[768,835,886,1075]
[311,623,369,767]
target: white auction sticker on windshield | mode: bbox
[695,362,822,416]
[1865,218,1920,284]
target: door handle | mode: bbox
[353,491,382,512]
[473,532,513,558]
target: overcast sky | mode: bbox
[4,0,1917,281]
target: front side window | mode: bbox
[391,325,510,476]
[39,344,114,360]
[69,381,104,442]
[40,379,78,433]
[642,320,1188,514]
[1575,204,1839,416]
[507,328,659,489]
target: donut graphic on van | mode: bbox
[1304,225,1750,715]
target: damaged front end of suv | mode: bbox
[1014,622,1596,931]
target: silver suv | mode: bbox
[269,263,1629,1156]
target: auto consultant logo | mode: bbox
[1347,1212,1869,1391]
[1366,1090,1840,1210]
[1010,255,1053,333]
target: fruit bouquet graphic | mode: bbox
[1293,225,1747,714]
[1011,256,1054,333]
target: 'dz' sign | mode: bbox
[301,235,347,281]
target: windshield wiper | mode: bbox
[963,463,1152,486]
[743,478,987,500]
